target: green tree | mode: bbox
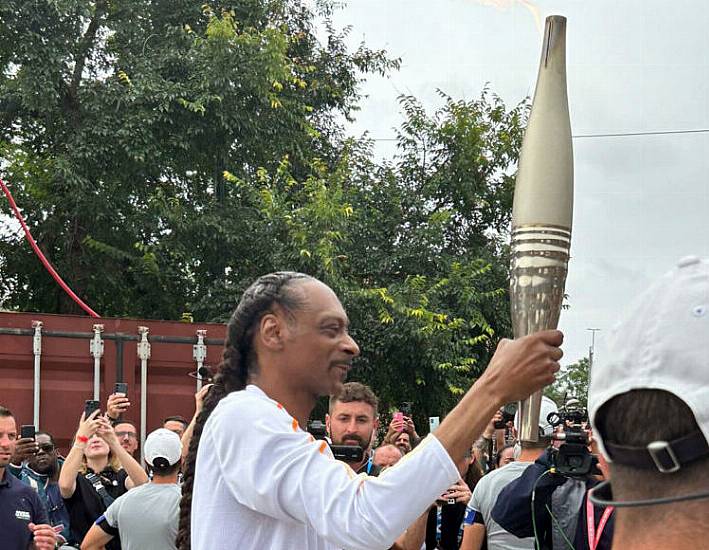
[0,1,530,424]
[0,0,396,317]
[219,91,529,425]
[545,357,590,409]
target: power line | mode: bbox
[371,127,709,142]
[573,128,709,138]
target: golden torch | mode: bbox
[510,15,573,442]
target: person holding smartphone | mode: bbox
[0,406,57,550]
[9,428,73,546]
[58,407,148,549]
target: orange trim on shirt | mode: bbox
[292,419,299,432]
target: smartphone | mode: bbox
[114,382,128,396]
[393,411,404,431]
[84,400,100,418]
[20,425,36,440]
[400,402,413,417]
[429,416,440,432]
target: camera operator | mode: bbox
[460,398,558,550]
[490,424,613,550]
[588,256,709,550]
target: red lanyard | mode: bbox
[586,497,614,550]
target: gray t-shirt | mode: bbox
[467,461,535,550]
[103,482,181,550]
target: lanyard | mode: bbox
[586,497,614,550]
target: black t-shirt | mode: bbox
[0,470,49,550]
[425,502,470,550]
[63,468,128,550]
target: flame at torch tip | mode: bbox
[472,0,544,36]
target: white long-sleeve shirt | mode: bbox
[191,385,459,550]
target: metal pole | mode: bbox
[90,324,105,401]
[137,326,151,465]
[31,321,43,428]
[586,328,601,371]
[193,330,207,391]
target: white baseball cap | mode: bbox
[144,428,182,467]
[588,256,709,472]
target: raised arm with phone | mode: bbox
[58,406,148,548]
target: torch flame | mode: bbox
[473,0,543,35]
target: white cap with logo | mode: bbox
[588,256,709,472]
[144,428,182,467]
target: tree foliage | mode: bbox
[0,1,530,423]
[545,357,590,409]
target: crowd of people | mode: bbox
[1,258,707,549]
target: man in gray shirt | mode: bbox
[460,400,558,550]
[80,428,182,550]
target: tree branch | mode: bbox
[68,0,107,103]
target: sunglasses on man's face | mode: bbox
[116,431,137,439]
[36,443,55,453]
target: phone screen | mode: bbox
[114,382,128,395]
[20,425,36,439]
[84,400,100,417]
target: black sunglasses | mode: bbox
[37,443,55,453]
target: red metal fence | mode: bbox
[0,312,226,457]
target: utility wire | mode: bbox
[573,128,709,139]
[371,127,709,141]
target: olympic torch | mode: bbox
[510,15,573,442]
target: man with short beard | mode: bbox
[326,382,381,475]
[10,431,73,545]
[0,406,57,550]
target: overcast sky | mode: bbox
[332,0,709,366]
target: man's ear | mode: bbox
[258,313,285,350]
[325,414,331,437]
[373,417,380,431]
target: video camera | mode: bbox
[547,400,597,477]
[307,420,364,463]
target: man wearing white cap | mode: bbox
[588,256,709,550]
[80,428,183,550]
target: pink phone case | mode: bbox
[393,411,404,430]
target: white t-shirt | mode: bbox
[191,385,459,550]
[466,461,535,550]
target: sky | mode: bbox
[331,0,709,366]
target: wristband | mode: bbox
[76,435,89,444]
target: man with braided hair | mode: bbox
[178,272,563,550]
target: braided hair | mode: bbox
[176,272,314,550]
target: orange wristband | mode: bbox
[76,435,89,444]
